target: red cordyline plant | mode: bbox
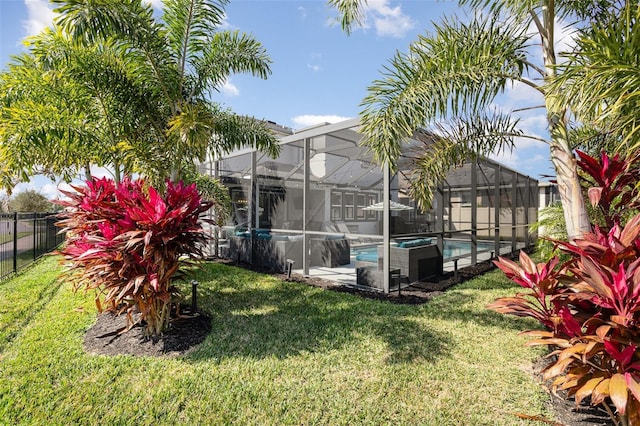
[489,151,640,426]
[56,176,212,337]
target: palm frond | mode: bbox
[360,12,530,171]
[568,125,621,155]
[458,0,616,22]
[405,112,521,210]
[167,101,215,165]
[327,0,368,35]
[53,0,154,44]
[194,30,272,98]
[552,2,640,151]
[210,111,280,158]
[163,0,227,78]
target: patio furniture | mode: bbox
[309,237,350,267]
[228,234,303,271]
[388,241,443,283]
[355,239,443,288]
[227,233,350,272]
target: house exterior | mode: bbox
[200,118,538,293]
[538,181,561,209]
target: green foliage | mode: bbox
[327,0,367,35]
[7,190,54,213]
[491,150,640,425]
[553,1,640,152]
[181,165,231,226]
[0,0,279,189]
[569,125,624,156]
[531,202,567,261]
[360,13,529,174]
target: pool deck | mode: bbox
[293,247,500,289]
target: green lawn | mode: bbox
[0,256,552,425]
[0,250,42,281]
[0,231,31,245]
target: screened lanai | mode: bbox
[201,118,538,294]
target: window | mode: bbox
[356,194,366,219]
[330,191,342,220]
[366,194,378,219]
[344,193,354,220]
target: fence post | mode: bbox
[33,214,37,260]
[12,212,17,273]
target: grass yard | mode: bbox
[0,231,31,245]
[0,251,43,281]
[0,256,552,425]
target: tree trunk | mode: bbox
[113,160,121,185]
[548,125,591,239]
[541,0,591,240]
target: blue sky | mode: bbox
[0,0,559,198]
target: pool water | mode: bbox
[352,240,496,262]
[444,241,494,259]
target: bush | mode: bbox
[56,177,212,336]
[489,151,640,425]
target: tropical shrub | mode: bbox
[489,151,640,426]
[56,177,212,336]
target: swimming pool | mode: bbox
[352,240,497,262]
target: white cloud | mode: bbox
[307,53,322,72]
[526,16,578,62]
[504,81,543,106]
[142,0,164,9]
[221,79,240,97]
[298,6,307,19]
[11,181,37,194]
[87,166,113,179]
[489,137,552,177]
[339,0,415,38]
[488,149,520,171]
[292,114,352,128]
[22,0,56,37]
[554,18,578,56]
[218,12,232,30]
[518,115,547,134]
[40,183,63,199]
[367,0,415,38]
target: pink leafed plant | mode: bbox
[489,151,640,425]
[56,177,212,336]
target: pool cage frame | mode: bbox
[201,118,538,293]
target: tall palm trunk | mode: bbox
[540,1,591,239]
[548,110,591,239]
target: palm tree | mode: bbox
[0,0,279,190]
[552,2,640,152]
[0,27,159,188]
[328,0,625,240]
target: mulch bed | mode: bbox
[81,257,615,425]
[83,305,211,358]
[532,358,613,426]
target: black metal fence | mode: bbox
[0,212,65,280]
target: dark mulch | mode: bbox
[544,393,613,426]
[532,358,614,426]
[81,257,615,425]
[83,305,211,358]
